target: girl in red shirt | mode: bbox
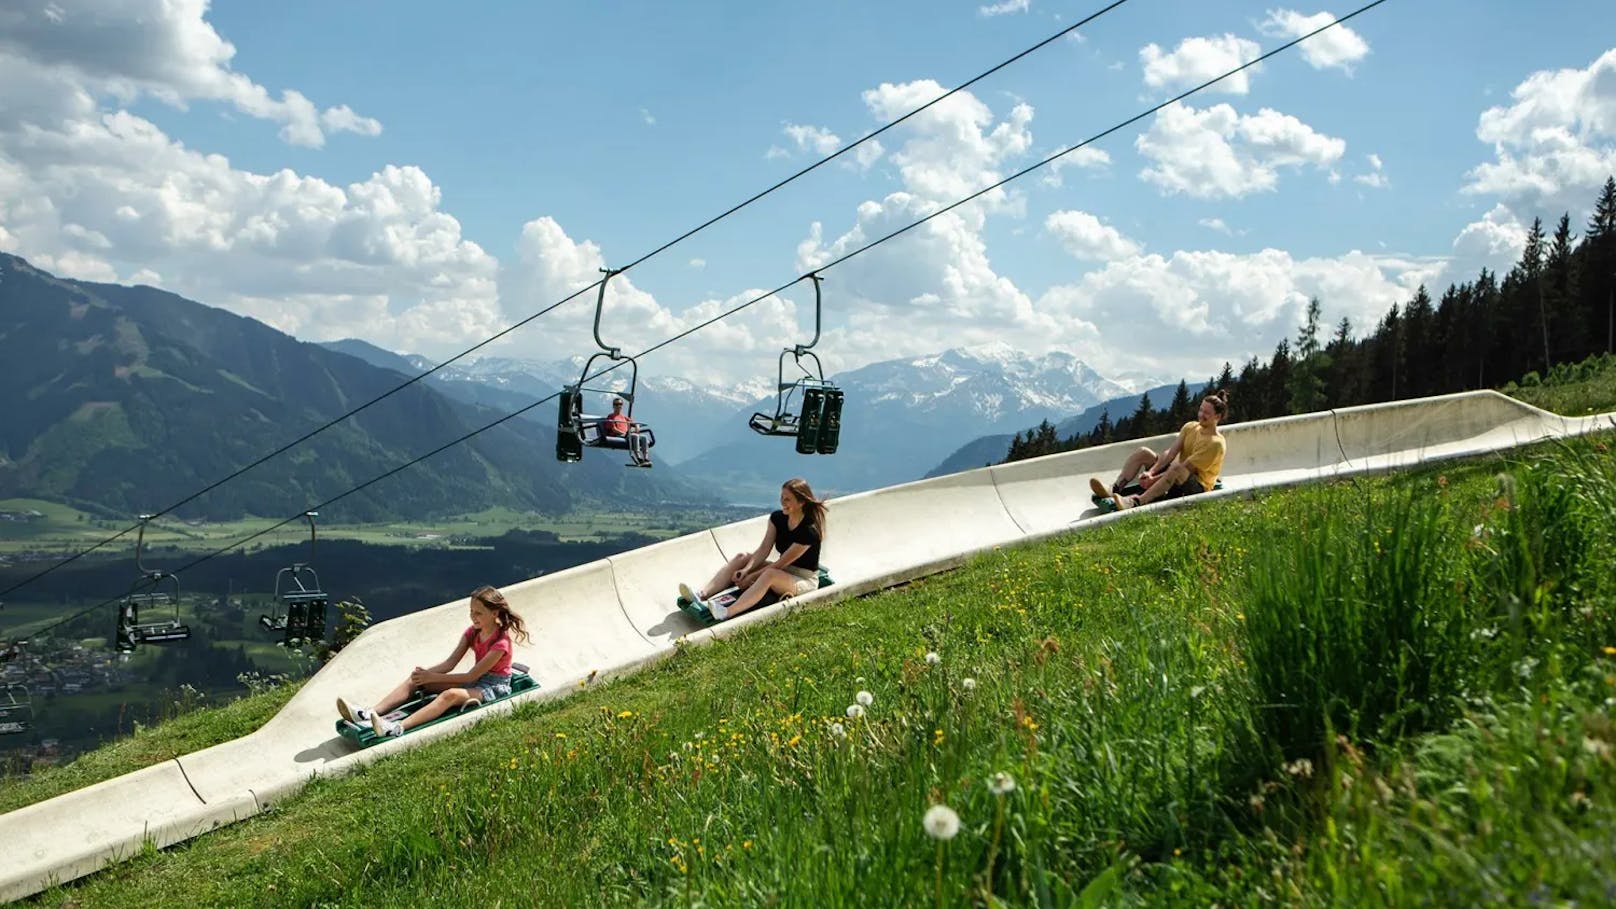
[337,585,530,737]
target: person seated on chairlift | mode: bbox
[603,397,652,466]
[679,478,827,620]
[1090,389,1230,510]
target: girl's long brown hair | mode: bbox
[782,477,827,540]
[1204,388,1231,419]
[470,584,531,645]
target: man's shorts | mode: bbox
[1163,473,1206,500]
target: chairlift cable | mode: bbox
[0,0,1137,602]
[18,0,1388,640]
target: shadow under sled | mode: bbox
[675,567,835,626]
[1090,477,1224,514]
[335,664,538,748]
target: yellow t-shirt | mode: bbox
[1176,421,1226,490]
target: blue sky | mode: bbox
[2,0,1614,388]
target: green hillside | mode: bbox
[14,432,1616,906]
[0,253,714,522]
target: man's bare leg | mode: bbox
[1115,447,1158,490]
[1120,463,1191,509]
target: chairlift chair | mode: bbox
[0,683,32,736]
[114,515,191,652]
[260,512,327,643]
[556,268,658,467]
[748,273,843,455]
[266,512,328,646]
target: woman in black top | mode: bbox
[679,478,828,620]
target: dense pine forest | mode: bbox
[1007,177,1616,461]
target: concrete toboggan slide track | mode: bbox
[3,390,1613,902]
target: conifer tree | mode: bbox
[1130,391,1155,431]
[1095,408,1113,444]
[1167,380,1193,426]
[1588,177,1616,352]
[1287,297,1329,413]
[1544,212,1583,362]
[1519,216,1551,370]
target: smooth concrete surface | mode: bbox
[3,390,1613,903]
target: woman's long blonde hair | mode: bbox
[782,477,827,540]
[470,585,531,645]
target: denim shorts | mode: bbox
[472,673,513,702]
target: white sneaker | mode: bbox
[370,712,403,737]
[336,697,372,725]
[709,598,730,621]
[678,583,700,604]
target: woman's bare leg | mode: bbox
[724,569,799,618]
[702,554,750,598]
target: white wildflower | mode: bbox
[925,651,941,665]
[961,678,977,691]
[846,704,865,719]
[1284,758,1314,779]
[856,690,874,707]
[988,772,1016,795]
[922,804,961,840]
[830,722,846,739]
[1515,656,1539,680]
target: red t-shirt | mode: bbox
[464,626,512,676]
[603,413,630,436]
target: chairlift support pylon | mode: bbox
[748,272,844,454]
[263,512,327,646]
[556,268,657,467]
[114,515,191,653]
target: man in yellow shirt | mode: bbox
[1088,389,1230,510]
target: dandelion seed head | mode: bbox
[961,677,977,691]
[856,690,874,706]
[922,804,961,840]
[845,704,865,719]
[830,722,846,739]
[988,771,1017,795]
[924,651,941,665]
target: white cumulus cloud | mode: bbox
[1136,103,1346,198]
[1045,210,1142,261]
[1258,9,1371,72]
[1463,48,1616,216]
[979,0,1030,16]
[0,0,381,147]
[1140,35,1263,95]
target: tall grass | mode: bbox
[1240,485,1475,763]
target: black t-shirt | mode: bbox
[768,509,821,571]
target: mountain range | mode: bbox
[0,253,712,522]
[330,339,1156,504]
[1,250,1172,520]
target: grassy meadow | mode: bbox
[17,429,1616,907]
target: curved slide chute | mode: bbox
[3,391,1612,902]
